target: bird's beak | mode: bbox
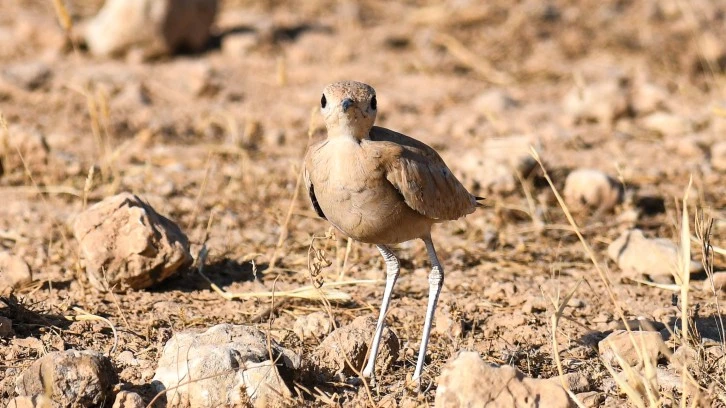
[341,98,354,112]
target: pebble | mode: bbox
[711,141,726,171]
[112,391,145,408]
[0,251,32,291]
[1,61,51,91]
[563,168,623,213]
[562,79,629,126]
[293,311,334,342]
[703,272,726,292]
[641,111,691,136]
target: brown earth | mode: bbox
[1,0,725,406]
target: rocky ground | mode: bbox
[1,0,725,407]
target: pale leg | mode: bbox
[412,236,444,382]
[362,245,400,381]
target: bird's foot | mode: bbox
[407,373,422,393]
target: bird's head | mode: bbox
[320,80,377,140]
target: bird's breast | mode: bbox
[310,140,432,244]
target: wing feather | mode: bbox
[304,142,327,220]
[368,126,477,221]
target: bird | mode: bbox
[303,80,482,384]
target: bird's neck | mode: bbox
[326,123,371,142]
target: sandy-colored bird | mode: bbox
[304,80,482,384]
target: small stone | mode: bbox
[152,324,299,408]
[435,351,570,408]
[473,88,519,114]
[306,315,399,382]
[116,350,140,367]
[433,305,463,338]
[704,272,726,292]
[630,82,668,116]
[0,316,13,337]
[72,192,193,291]
[454,135,539,195]
[112,391,145,408]
[0,251,32,291]
[641,112,691,136]
[607,229,702,281]
[563,79,629,126]
[0,125,51,179]
[293,311,333,342]
[598,330,663,367]
[7,395,53,408]
[563,169,623,213]
[666,137,705,159]
[576,391,604,408]
[711,141,726,171]
[1,62,52,91]
[222,32,258,58]
[522,297,549,314]
[669,345,698,371]
[15,350,117,407]
[548,371,591,393]
[85,0,219,58]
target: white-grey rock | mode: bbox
[607,229,702,281]
[152,324,299,408]
[435,351,571,408]
[563,168,623,213]
[85,0,218,58]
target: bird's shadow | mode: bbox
[201,22,334,54]
[0,294,72,338]
[150,258,263,293]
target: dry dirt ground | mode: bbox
[1,0,726,406]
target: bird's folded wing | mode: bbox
[369,127,476,221]
[304,143,327,220]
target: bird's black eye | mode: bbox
[321,94,327,108]
[371,95,377,110]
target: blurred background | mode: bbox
[1,0,725,406]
